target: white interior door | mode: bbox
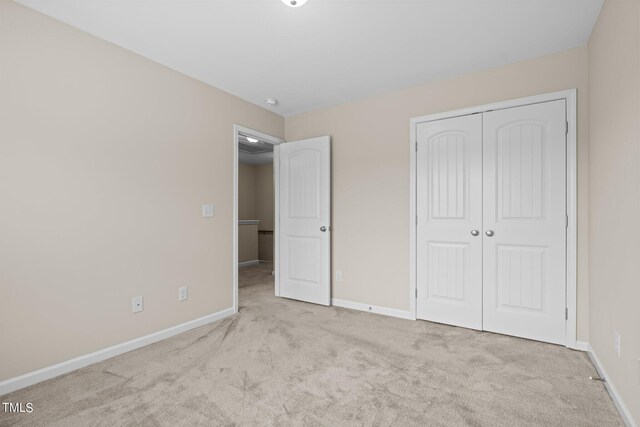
[482,100,567,344]
[276,136,331,306]
[416,114,483,329]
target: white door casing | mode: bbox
[275,136,331,306]
[233,125,284,314]
[482,100,567,345]
[416,114,483,329]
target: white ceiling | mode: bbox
[17,0,603,116]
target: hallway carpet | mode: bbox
[0,263,621,426]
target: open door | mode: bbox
[275,136,331,306]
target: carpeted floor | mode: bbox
[1,262,622,426]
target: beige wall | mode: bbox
[238,224,259,263]
[255,164,274,231]
[0,1,284,381]
[256,164,274,261]
[238,163,257,220]
[238,163,274,260]
[588,0,640,421]
[285,47,591,341]
[258,233,274,262]
[238,163,274,226]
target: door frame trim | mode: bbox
[233,125,284,314]
[408,89,578,349]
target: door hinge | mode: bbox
[565,121,569,136]
[416,216,418,225]
[565,308,569,320]
[415,141,419,152]
[566,214,569,228]
[415,288,418,298]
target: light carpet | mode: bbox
[0,262,622,426]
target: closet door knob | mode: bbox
[471,230,479,236]
[320,226,327,232]
[485,230,494,237]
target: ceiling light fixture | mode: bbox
[281,0,307,7]
[265,97,279,106]
[246,137,259,143]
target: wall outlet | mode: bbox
[178,286,188,302]
[614,331,621,357]
[132,296,143,313]
[336,271,342,282]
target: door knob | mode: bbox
[485,230,494,237]
[320,226,327,232]
[471,230,479,236]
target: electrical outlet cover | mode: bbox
[132,296,143,313]
[179,286,188,302]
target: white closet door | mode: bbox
[276,136,331,306]
[416,114,483,329]
[482,100,567,344]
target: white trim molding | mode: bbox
[588,345,638,427]
[238,260,260,268]
[409,112,417,321]
[332,298,413,320]
[409,89,579,349]
[0,307,235,397]
[273,143,281,297]
[575,340,589,352]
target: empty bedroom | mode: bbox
[0,0,638,425]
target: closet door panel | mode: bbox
[482,100,567,345]
[416,114,483,330]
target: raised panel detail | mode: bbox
[429,132,467,220]
[497,245,546,311]
[288,150,320,219]
[496,122,546,220]
[288,236,320,284]
[427,242,467,301]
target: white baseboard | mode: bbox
[587,344,637,427]
[331,298,413,320]
[0,307,235,397]
[575,340,589,351]
[238,260,259,268]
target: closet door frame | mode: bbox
[409,89,578,349]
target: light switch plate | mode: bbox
[202,204,215,218]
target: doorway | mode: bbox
[410,90,578,348]
[234,128,333,313]
[233,125,283,313]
